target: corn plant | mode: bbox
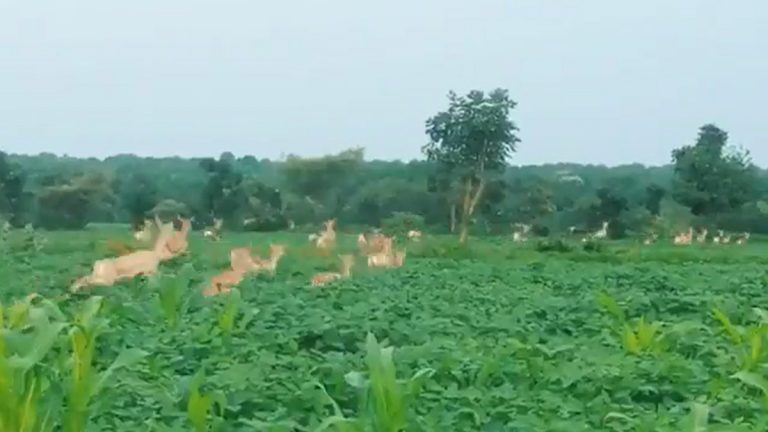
[64,296,148,432]
[316,333,434,432]
[153,270,190,330]
[217,288,241,336]
[0,294,66,432]
[187,370,226,432]
[597,292,665,355]
[1,294,147,432]
[712,307,768,371]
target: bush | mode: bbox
[381,212,425,236]
[582,240,605,253]
[535,239,573,253]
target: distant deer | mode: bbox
[315,219,337,251]
[673,228,693,245]
[736,232,751,245]
[593,221,609,240]
[643,233,658,245]
[696,228,708,244]
[512,223,531,243]
[133,218,155,243]
[311,254,355,287]
[407,230,422,241]
[203,218,223,241]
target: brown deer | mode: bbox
[673,228,693,245]
[71,228,174,292]
[311,254,355,287]
[315,219,337,251]
[160,217,192,260]
[251,244,287,276]
[204,247,264,297]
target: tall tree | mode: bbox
[644,184,666,216]
[423,89,520,242]
[281,148,364,220]
[672,124,756,216]
[116,173,159,228]
[199,156,244,223]
[0,152,28,226]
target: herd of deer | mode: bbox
[666,228,751,246]
[512,219,751,246]
[71,217,416,298]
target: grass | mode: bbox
[1,228,768,430]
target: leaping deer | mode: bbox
[311,254,355,287]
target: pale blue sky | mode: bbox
[1,1,766,166]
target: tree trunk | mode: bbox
[458,176,486,244]
[449,204,456,233]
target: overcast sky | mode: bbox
[1,1,766,166]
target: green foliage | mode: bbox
[5,230,768,429]
[535,238,573,253]
[380,212,424,236]
[424,88,520,242]
[672,124,757,216]
[0,151,28,227]
[36,173,115,230]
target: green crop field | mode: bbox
[2,228,768,431]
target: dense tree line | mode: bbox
[1,89,766,238]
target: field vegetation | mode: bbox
[2,228,768,430]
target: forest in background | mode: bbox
[1,89,766,238]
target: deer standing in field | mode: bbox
[315,219,337,251]
[643,233,659,245]
[736,232,751,245]
[366,236,406,269]
[311,254,355,287]
[407,230,422,241]
[593,221,609,239]
[203,218,223,241]
[71,228,174,292]
[696,228,708,244]
[512,223,531,243]
[721,232,732,244]
[673,228,693,245]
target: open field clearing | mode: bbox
[1,229,768,430]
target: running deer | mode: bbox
[311,254,355,287]
[160,217,192,260]
[71,228,174,292]
[204,248,260,297]
[251,244,287,276]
